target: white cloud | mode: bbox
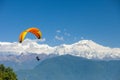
[56,30,61,33]
[0,39,120,60]
[81,37,84,40]
[39,38,46,42]
[55,36,64,41]
[64,32,70,36]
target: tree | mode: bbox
[0,64,18,80]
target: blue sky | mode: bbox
[0,0,120,47]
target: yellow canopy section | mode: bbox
[19,27,42,43]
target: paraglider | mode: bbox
[19,27,42,61]
[19,27,42,43]
[36,56,40,61]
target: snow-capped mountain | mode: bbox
[0,39,120,60]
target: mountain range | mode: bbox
[17,55,120,80]
[0,39,120,70]
[0,39,120,80]
[0,39,120,59]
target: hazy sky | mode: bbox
[0,0,120,47]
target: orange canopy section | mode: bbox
[19,27,42,43]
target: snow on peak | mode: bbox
[0,39,120,60]
[75,40,104,48]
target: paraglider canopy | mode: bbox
[19,27,42,43]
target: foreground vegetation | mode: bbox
[0,64,18,80]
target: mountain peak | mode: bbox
[78,40,94,44]
[73,40,106,50]
[77,40,100,46]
